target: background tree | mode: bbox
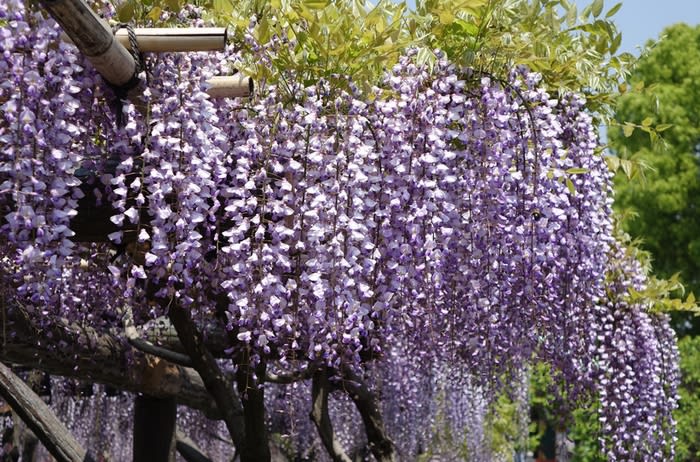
[609,23,700,308]
[676,335,700,461]
[608,22,700,462]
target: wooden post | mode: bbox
[133,395,177,462]
[39,0,137,88]
[63,28,228,53]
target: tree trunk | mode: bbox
[235,361,271,462]
[310,369,351,462]
[340,367,395,462]
[133,395,176,462]
[166,301,245,449]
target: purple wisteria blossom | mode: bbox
[0,0,679,459]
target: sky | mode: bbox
[574,0,700,55]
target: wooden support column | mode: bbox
[133,395,177,462]
[39,0,137,88]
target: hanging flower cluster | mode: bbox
[0,2,100,313]
[593,242,679,460]
[0,0,680,459]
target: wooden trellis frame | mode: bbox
[63,27,229,52]
[41,0,253,97]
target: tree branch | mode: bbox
[176,429,213,462]
[310,369,352,462]
[265,362,318,384]
[0,361,94,462]
[166,300,245,449]
[136,316,230,357]
[123,305,194,367]
[0,304,221,418]
[339,366,395,462]
[235,359,271,462]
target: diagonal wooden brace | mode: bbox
[40,0,137,88]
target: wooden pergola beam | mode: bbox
[63,28,228,53]
[42,0,253,99]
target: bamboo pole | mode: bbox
[205,75,254,98]
[62,27,228,53]
[42,1,251,101]
[39,0,137,88]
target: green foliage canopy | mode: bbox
[609,23,700,462]
[113,0,634,119]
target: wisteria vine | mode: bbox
[0,0,679,460]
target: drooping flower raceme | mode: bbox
[0,1,679,459]
[592,242,679,461]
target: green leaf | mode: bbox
[164,0,182,10]
[590,0,604,18]
[655,123,672,132]
[304,0,330,9]
[566,177,576,195]
[565,4,578,26]
[566,167,589,175]
[620,158,634,178]
[606,2,623,18]
[455,19,479,36]
[605,155,620,172]
[147,6,162,22]
[415,47,437,71]
[622,123,635,137]
[116,0,136,22]
[641,117,653,127]
[610,32,622,54]
[438,9,454,24]
[455,0,487,15]
[212,0,234,16]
